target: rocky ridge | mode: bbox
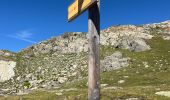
[21,20,170,57]
[0,20,170,95]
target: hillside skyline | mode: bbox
[0,0,170,52]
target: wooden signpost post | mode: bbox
[68,0,100,100]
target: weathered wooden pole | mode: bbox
[88,0,100,100]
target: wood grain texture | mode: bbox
[88,0,100,100]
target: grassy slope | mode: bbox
[0,37,170,100]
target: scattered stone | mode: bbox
[60,88,77,92]
[1,89,10,92]
[126,98,139,100]
[16,90,29,96]
[101,84,108,87]
[163,36,170,40]
[136,70,139,74]
[155,91,170,97]
[30,87,38,90]
[118,80,125,84]
[58,77,68,84]
[143,62,149,68]
[103,86,122,90]
[123,76,129,78]
[55,92,63,96]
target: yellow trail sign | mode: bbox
[68,0,100,99]
[68,0,97,22]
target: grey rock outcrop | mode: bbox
[0,50,16,57]
[20,20,170,58]
[101,51,130,71]
[100,25,152,52]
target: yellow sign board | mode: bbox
[68,0,97,22]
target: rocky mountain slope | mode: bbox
[0,20,170,99]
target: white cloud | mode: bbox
[7,30,36,43]
[16,31,33,39]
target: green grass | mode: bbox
[0,91,57,100]
[58,37,170,99]
[1,86,170,100]
[1,37,170,100]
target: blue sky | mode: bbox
[0,0,170,52]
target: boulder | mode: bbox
[101,52,130,71]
